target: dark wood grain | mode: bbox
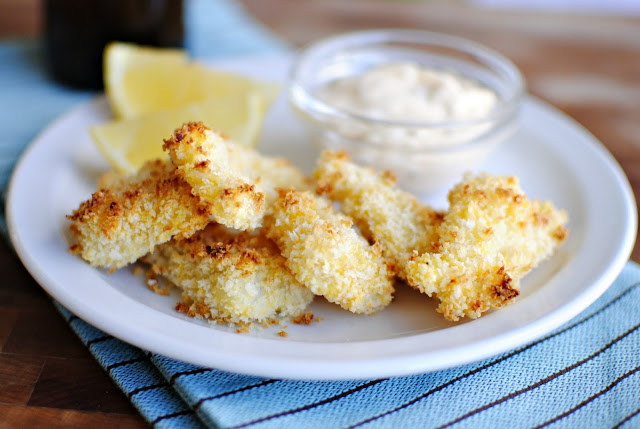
[0,403,147,429]
[0,309,20,351]
[1,1,638,427]
[0,0,40,38]
[28,358,136,414]
[3,309,90,359]
[0,354,45,404]
[0,239,142,427]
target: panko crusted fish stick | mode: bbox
[226,142,313,206]
[314,150,443,279]
[406,173,569,321]
[265,189,394,314]
[67,159,210,270]
[142,223,314,324]
[163,122,265,230]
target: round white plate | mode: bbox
[7,55,637,380]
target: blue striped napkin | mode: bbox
[2,1,639,428]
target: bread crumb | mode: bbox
[236,325,250,334]
[175,301,190,313]
[147,278,170,295]
[291,312,314,325]
[277,330,288,337]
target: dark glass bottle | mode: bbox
[44,0,184,89]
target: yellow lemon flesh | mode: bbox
[91,93,266,174]
[103,42,280,119]
[103,43,187,119]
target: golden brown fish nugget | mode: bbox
[67,159,210,270]
[265,189,394,314]
[142,223,314,324]
[163,122,265,230]
[406,173,568,321]
[314,150,443,279]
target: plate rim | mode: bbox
[6,56,637,380]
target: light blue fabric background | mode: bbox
[2,0,639,427]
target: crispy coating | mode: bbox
[314,150,443,279]
[225,140,313,207]
[406,173,569,321]
[163,122,265,230]
[265,189,394,314]
[142,223,314,324]
[67,159,210,270]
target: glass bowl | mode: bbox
[288,29,525,196]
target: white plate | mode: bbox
[7,55,637,380]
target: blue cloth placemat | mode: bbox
[2,1,639,428]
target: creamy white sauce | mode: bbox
[310,62,508,196]
[316,62,498,147]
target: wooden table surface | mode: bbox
[1,1,638,427]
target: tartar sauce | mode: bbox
[316,62,498,147]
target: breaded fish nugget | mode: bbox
[406,173,569,321]
[265,189,394,314]
[163,122,265,230]
[226,142,313,206]
[142,224,314,324]
[314,150,443,279]
[67,159,210,270]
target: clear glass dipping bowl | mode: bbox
[288,29,525,196]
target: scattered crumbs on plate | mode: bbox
[147,278,170,295]
[175,301,190,313]
[277,330,288,337]
[236,325,251,334]
[260,318,280,328]
[291,312,314,325]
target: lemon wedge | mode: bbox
[103,43,187,118]
[90,93,266,174]
[103,42,280,119]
